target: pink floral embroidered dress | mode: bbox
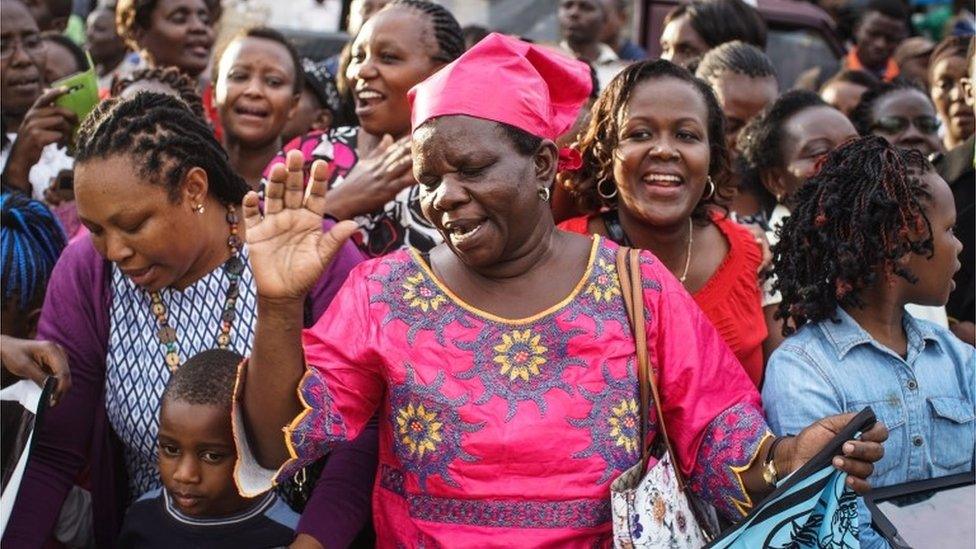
[235,237,772,547]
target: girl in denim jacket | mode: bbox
[762,136,975,549]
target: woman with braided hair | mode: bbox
[112,65,207,119]
[763,136,973,549]
[2,93,374,548]
[263,0,465,257]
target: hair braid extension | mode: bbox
[771,136,934,335]
[75,93,249,206]
[0,192,67,311]
[389,0,464,63]
[111,66,207,119]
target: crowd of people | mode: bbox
[0,0,972,547]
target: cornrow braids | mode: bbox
[388,0,464,63]
[162,348,241,409]
[111,66,207,119]
[567,59,731,219]
[851,80,931,136]
[1,191,67,311]
[74,93,249,206]
[771,136,933,335]
[737,90,826,173]
[695,40,776,82]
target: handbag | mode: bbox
[610,246,717,548]
[704,407,874,548]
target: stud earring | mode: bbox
[194,204,205,214]
[538,186,551,202]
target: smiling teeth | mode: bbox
[357,90,382,100]
[644,174,681,182]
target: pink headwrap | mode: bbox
[408,33,592,171]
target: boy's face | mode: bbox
[158,399,251,518]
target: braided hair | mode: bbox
[74,93,249,205]
[111,66,206,119]
[162,348,241,409]
[695,40,776,82]
[567,59,730,220]
[772,136,933,335]
[851,80,932,136]
[1,191,66,311]
[387,0,465,63]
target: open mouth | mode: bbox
[234,105,270,119]
[355,89,385,113]
[444,218,485,247]
[642,173,684,187]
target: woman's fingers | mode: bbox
[242,191,262,231]
[40,342,71,406]
[317,220,359,265]
[282,150,306,209]
[264,162,287,215]
[305,159,332,216]
[29,86,69,110]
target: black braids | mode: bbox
[75,93,249,206]
[111,66,207,119]
[568,59,731,220]
[695,40,776,82]
[389,0,465,63]
[162,348,242,409]
[851,80,930,135]
[771,136,934,336]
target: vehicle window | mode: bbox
[766,29,840,89]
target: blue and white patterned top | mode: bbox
[105,248,258,498]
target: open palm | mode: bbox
[243,150,358,301]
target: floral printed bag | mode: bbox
[610,247,718,548]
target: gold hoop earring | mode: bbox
[597,179,617,200]
[538,186,551,202]
[703,176,716,201]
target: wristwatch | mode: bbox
[763,436,790,487]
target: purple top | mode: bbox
[3,220,376,548]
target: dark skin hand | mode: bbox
[0,335,71,406]
[2,87,77,194]
[322,134,415,220]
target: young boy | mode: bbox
[117,349,298,548]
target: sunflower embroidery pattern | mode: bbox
[567,361,644,483]
[562,244,636,336]
[388,366,484,491]
[455,322,585,421]
[369,259,473,345]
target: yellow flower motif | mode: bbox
[402,272,446,312]
[608,398,639,453]
[492,329,548,381]
[395,402,443,458]
[585,259,621,303]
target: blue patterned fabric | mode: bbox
[105,248,257,498]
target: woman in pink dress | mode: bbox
[235,34,887,548]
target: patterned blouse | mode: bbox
[264,127,442,258]
[236,237,772,547]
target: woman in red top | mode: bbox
[560,59,770,386]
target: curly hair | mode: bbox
[850,80,932,136]
[567,59,730,221]
[771,136,934,335]
[75,92,249,206]
[111,66,206,119]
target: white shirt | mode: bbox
[0,132,74,201]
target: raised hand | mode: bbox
[243,150,358,303]
[322,133,416,220]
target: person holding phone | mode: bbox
[0,0,75,201]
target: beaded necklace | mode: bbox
[149,205,244,372]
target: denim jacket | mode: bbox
[762,307,975,548]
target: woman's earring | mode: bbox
[194,203,205,214]
[703,176,716,200]
[538,186,551,202]
[597,179,618,200]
